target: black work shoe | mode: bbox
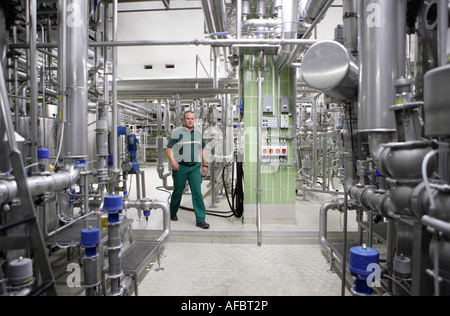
[196,221,210,229]
[171,213,178,221]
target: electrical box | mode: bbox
[263,96,274,114]
[281,98,290,113]
[261,140,288,158]
[280,115,289,128]
[262,117,278,128]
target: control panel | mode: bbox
[260,95,292,164]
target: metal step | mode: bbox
[120,241,160,276]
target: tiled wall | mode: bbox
[242,55,296,222]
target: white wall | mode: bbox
[117,0,211,80]
[116,0,344,80]
[315,1,344,41]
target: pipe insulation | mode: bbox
[274,0,299,70]
[62,0,89,160]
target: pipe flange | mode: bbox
[410,181,428,218]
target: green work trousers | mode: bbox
[170,163,206,223]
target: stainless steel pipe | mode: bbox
[256,55,263,247]
[62,0,89,160]
[122,199,171,243]
[274,0,299,70]
[0,163,80,205]
[319,200,340,251]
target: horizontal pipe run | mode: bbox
[422,215,450,235]
[0,164,80,205]
[123,199,171,243]
[11,39,317,49]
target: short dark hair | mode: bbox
[183,110,195,119]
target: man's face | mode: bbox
[183,112,195,129]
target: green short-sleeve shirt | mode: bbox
[167,127,206,166]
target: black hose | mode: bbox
[222,152,244,218]
[161,154,245,219]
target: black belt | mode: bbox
[179,162,199,167]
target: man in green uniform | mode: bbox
[166,111,210,229]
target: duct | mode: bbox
[201,0,227,35]
[273,0,299,70]
[303,0,332,23]
[61,0,89,161]
[284,0,334,70]
[241,18,280,34]
[201,0,228,73]
[301,40,359,101]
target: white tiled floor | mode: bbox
[138,243,347,296]
[125,163,354,296]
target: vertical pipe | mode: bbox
[312,96,318,186]
[107,221,122,296]
[274,0,299,70]
[62,0,89,161]
[12,26,19,133]
[343,0,358,56]
[341,187,349,296]
[29,0,38,171]
[112,0,119,173]
[85,172,90,213]
[105,195,124,296]
[57,0,67,152]
[256,52,263,247]
[236,0,242,40]
[438,0,449,66]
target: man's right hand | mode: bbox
[170,160,179,171]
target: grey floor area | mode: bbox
[124,163,354,296]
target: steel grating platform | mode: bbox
[120,241,160,276]
[328,240,360,264]
[360,221,388,243]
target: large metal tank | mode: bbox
[358,0,407,133]
[301,40,359,101]
[424,65,450,137]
